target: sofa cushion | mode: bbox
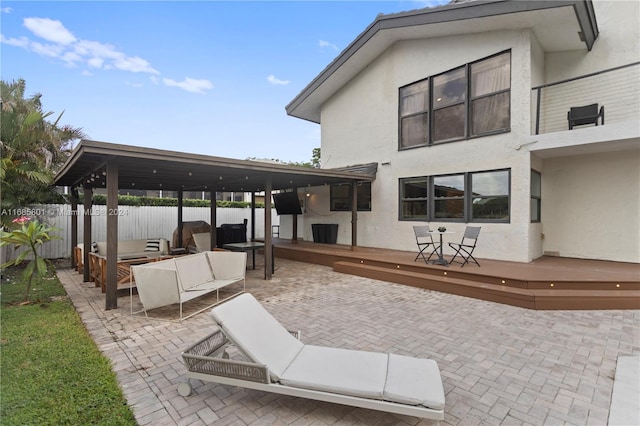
[211,293,303,381]
[383,354,445,410]
[206,251,246,281]
[132,263,180,311]
[145,239,161,252]
[174,253,214,292]
[95,239,168,257]
[280,345,388,400]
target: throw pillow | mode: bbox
[145,239,161,252]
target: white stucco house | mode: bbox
[283,0,640,263]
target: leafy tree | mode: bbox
[0,79,84,225]
[311,147,320,168]
[246,147,320,168]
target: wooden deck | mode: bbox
[273,240,640,310]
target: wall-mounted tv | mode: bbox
[273,191,302,215]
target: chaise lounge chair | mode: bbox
[180,293,445,420]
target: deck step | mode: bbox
[333,261,536,309]
[333,261,640,310]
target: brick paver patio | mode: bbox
[58,258,639,425]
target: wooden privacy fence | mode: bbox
[2,205,279,260]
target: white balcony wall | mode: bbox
[535,64,640,134]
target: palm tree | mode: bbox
[1,79,85,224]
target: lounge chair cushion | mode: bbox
[211,293,303,381]
[384,354,445,410]
[280,345,388,400]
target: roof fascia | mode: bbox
[54,139,375,189]
[285,0,598,123]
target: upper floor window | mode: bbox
[399,51,511,149]
[330,182,372,211]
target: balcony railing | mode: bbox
[532,62,640,135]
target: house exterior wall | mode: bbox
[541,150,640,262]
[316,30,538,261]
[301,0,639,263]
[533,0,640,263]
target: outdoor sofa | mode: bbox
[180,293,445,420]
[74,238,170,274]
[130,251,246,321]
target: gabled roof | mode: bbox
[286,0,598,123]
[54,140,375,192]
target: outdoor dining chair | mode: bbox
[567,103,604,130]
[413,225,438,264]
[448,226,481,267]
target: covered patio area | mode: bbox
[54,139,375,310]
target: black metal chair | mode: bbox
[448,226,481,267]
[413,225,438,264]
[567,103,604,130]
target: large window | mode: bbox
[530,170,541,222]
[400,169,510,222]
[399,51,511,149]
[471,170,510,220]
[330,182,371,211]
[434,174,465,219]
[400,178,429,220]
[399,79,429,148]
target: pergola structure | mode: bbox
[54,140,376,310]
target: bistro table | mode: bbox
[222,241,266,270]
[428,230,456,266]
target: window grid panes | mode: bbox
[530,170,541,222]
[330,183,372,212]
[432,67,466,143]
[434,174,465,219]
[399,79,429,148]
[400,178,429,220]
[471,170,510,220]
[398,50,510,149]
[400,169,510,222]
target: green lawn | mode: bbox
[0,265,137,425]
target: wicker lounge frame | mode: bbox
[180,294,445,420]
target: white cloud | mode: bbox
[87,57,104,69]
[30,40,65,58]
[1,7,13,13]
[319,40,338,50]
[0,34,29,48]
[2,16,209,94]
[267,74,290,86]
[113,55,158,74]
[24,17,76,45]
[162,77,213,94]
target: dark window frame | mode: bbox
[330,182,372,212]
[399,169,511,223]
[398,50,511,150]
[530,169,541,223]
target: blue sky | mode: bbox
[1,1,449,163]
